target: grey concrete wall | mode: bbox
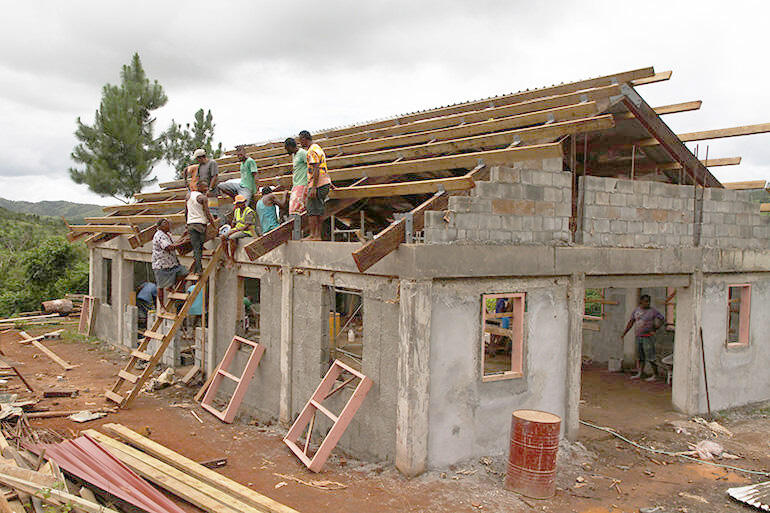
[580,176,769,250]
[92,248,119,344]
[427,277,569,468]
[582,288,626,363]
[698,275,770,411]
[423,159,571,245]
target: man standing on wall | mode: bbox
[298,130,332,240]
[219,146,258,205]
[151,219,187,313]
[193,148,219,194]
[620,294,664,381]
[284,137,308,215]
[184,180,216,275]
[256,186,285,234]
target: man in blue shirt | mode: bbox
[136,282,157,330]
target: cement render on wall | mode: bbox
[427,277,569,468]
[698,275,770,411]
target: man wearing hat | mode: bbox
[192,148,219,194]
[221,194,257,268]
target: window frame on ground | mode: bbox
[584,288,605,321]
[480,292,525,382]
[102,257,112,306]
[322,286,364,377]
[726,284,751,347]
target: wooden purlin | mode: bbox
[615,100,702,120]
[84,213,185,224]
[639,122,770,146]
[619,85,721,187]
[329,175,475,200]
[589,156,742,178]
[723,180,767,190]
[226,66,656,154]
[166,101,604,186]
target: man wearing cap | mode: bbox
[192,149,219,194]
[298,130,332,240]
[219,146,258,205]
[222,194,257,268]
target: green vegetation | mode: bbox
[69,53,168,202]
[0,197,103,224]
[0,207,88,317]
[162,108,223,179]
[585,288,603,317]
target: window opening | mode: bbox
[482,293,525,381]
[726,284,751,346]
[102,258,112,306]
[323,286,363,376]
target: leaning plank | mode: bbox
[352,191,449,272]
[17,332,77,371]
[0,472,119,513]
[82,431,255,513]
[99,424,300,513]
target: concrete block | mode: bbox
[489,230,512,242]
[522,216,543,231]
[523,184,545,201]
[544,187,561,202]
[594,191,609,205]
[452,214,478,229]
[501,215,523,231]
[555,202,571,217]
[610,220,628,233]
[618,234,634,247]
[473,181,501,198]
[616,179,634,194]
[633,180,651,195]
[553,172,572,188]
[424,210,446,227]
[478,214,502,230]
[491,199,535,215]
[609,193,627,207]
[534,201,555,217]
[594,218,610,232]
[491,167,521,183]
[530,171,553,186]
[603,178,619,193]
[448,196,472,212]
[511,231,534,243]
[626,220,643,234]
[543,217,556,231]
[470,198,493,213]
[620,207,636,219]
[542,157,563,172]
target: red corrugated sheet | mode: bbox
[26,433,187,513]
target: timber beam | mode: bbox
[723,180,768,190]
[329,175,474,200]
[84,213,185,225]
[615,100,702,120]
[67,225,138,235]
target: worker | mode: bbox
[298,130,332,240]
[184,180,216,275]
[219,146,258,205]
[256,187,285,235]
[222,195,257,268]
[284,137,308,215]
[151,219,187,313]
[135,281,157,330]
[620,294,664,381]
[184,163,200,191]
[193,148,219,194]
[186,283,204,332]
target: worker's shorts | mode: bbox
[153,264,188,289]
[306,184,330,216]
[636,336,656,362]
[227,231,253,241]
[289,185,307,214]
[218,181,253,204]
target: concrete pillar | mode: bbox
[88,248,95,297]
[123,305,138,348]
[210,269,239,374]
[395,279,432,476]
[115,252,132,348]
[206,274,217,377]
[672,271,703,414]
[621,288,641,367]
[565,273,585,440]
[279,266,294,425]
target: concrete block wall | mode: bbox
[423,158,572,245]
[581,176,769,249]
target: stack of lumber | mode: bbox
[84,423,300,513]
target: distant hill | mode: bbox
[0,197,104,224]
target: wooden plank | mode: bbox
[17,332,77,371]
[0,314,58,323]
[67,224,137,234]
[722,180,767,190]
[484,325,516,338]
[352,192,449,272]
[84,213,185,225]
[329,175,474,200]
[615,100,701,120]
[0,472,120,513]
[635,122,770,147]
[98,424,300,513]
[83,430,262,513]
[630,70,672,86]
[760,203,770,213]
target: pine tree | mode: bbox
[162,109,223,179]
[69,53,167,202]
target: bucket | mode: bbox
[505,409,561,499]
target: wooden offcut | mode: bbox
[17,332,77,371]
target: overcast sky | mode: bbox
[1,0,768,206]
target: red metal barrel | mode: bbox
[505,409,561,499]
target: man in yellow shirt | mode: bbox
[298,130,332,241]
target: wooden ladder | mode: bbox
[105,243,225,408]
[200,335,265,423]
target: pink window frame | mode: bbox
[481,292,525,382]
[726,284,751,347]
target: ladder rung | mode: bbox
[309,399,339,423]
[217,369,241,382]
[105,391,124,404]
[143,330,164,340]
[118,370,139,383]
[167,292,189,301]
[131,350,152,361]
[157,311,177,320]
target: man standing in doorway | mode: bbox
[284,137,308,215]
[219,147,258,205]
[185,180,216,275]
[298,130,332,240]
[620,294,664,381]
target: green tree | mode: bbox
[70,53,168,202]
[162,108,223,179]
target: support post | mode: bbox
[206,269,217,378]
[279,265,294,425]
[621,288,640,367]
[565,273,585,440]
[395,279,432,476]
[672,271,703,414]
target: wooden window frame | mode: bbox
[102,257,113,306]
[665,287,676,332]
[726,284,751,347]
[584,288,605,321]
[481,292,525,382]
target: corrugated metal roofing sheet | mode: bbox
[26,434,187,513]
[728,481,770,511]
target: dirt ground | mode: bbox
[1,329,769,513]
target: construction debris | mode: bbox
[67,411,107,423]
[728,480,770,511]
[273,472,347,490]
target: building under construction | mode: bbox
[68,66,770,476]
